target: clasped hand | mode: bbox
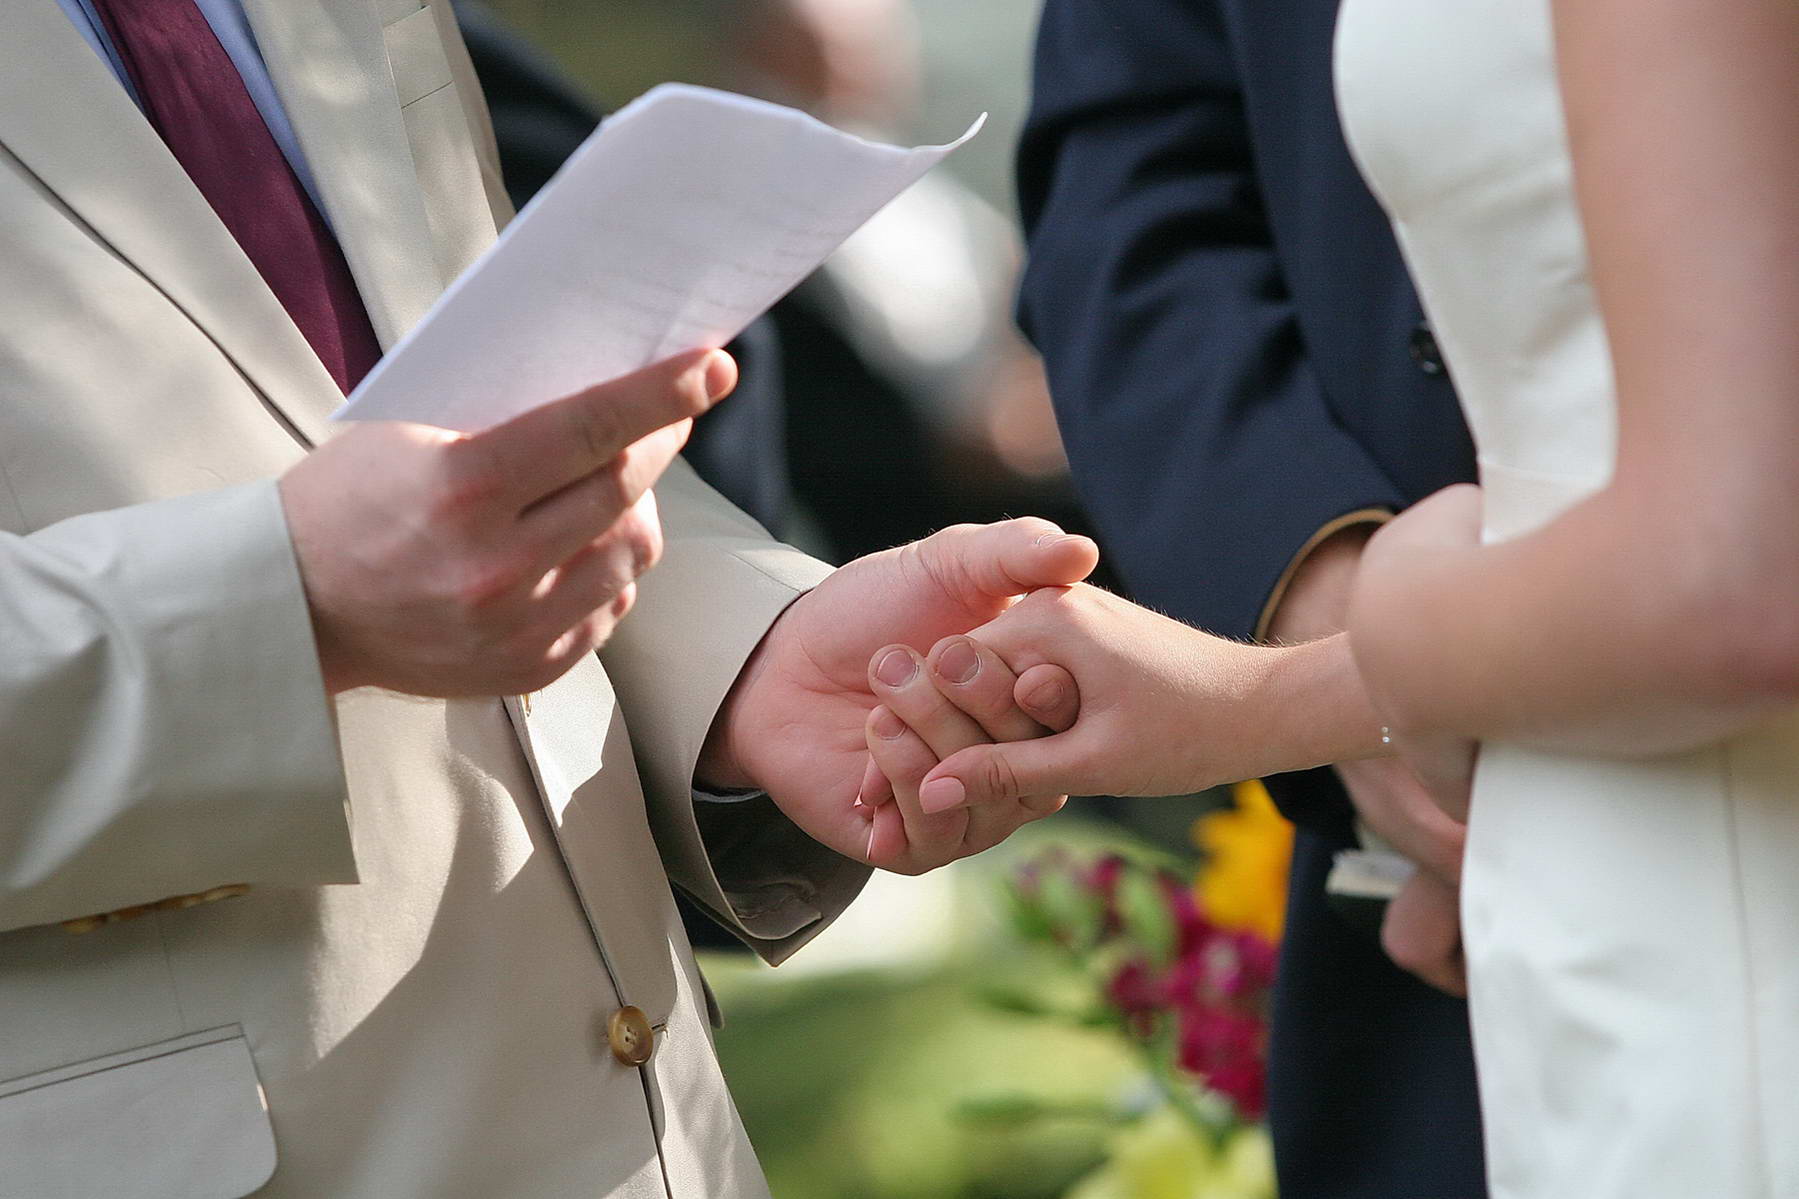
[864,583,1385,814]
[861,574,1477,995]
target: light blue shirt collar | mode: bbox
[54,0,326,214]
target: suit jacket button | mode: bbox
[1409,320,1446,375]
[607,1006,656,1067]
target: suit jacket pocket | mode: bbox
[0,1026,275,1199]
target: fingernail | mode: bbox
[866,821,878,861]
[870,706,908,740]
[875,648,918,688]
[1034,530,1069,547]
[701,350,736,401]
[936,640,980,685]
[919,777,966,814]
[1023,677,1067,713]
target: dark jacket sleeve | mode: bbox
[1016,0,1403,642]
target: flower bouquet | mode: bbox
[965,783,1291,1198]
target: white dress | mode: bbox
[1334,3,1799,1196]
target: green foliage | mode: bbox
[1066,1112,1275,1199]
[705,954,1137,1199]
[1003,876,1058,944]
[1113,869,1178,967]
[1037,867,1106,953]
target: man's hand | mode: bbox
[859,637,1081,872]
[280,349,736,697]
[1381,869,1468,996]
[1336,756,1465,884]
[1338,753,1471,997]
[697,519,1099,873]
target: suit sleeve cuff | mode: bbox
[0,480,353,933]
[1252,508,1393,643]
[601,461,867,963]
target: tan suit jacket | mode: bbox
[0,2,865,1195]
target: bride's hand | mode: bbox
[886,584,1387,812]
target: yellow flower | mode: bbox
[1193,781,1293,943]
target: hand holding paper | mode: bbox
[285,349,737,696]
[287,84,980,698]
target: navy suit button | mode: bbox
[1409,321,1446,375]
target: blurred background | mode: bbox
[452,3,1290,1194]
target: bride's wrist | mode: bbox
[1163,631,1387,794]
[1255,633,1390,772]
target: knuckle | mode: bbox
[963,690,1011,728]
[982,753,1023,801]
[675,363,715,417]
[938,522,982,539]
[636,515,665,574]
[1020,674,1070,718]
[1380,922,1414,971]
[920,523,979,556]
[614,503,663,576]
[588,457,633,518]
[526,616,612,688]
[449,555,525,613]
[494,627,554,676]
[566,551,626,611]
[888,747,931,790]
[568,398,623,464]
[432,452,503,522]
[576,608,618,650]
[510,661,560,696]
[613,525,653,580]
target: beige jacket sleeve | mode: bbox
[0,481,354,934]
[602,459,870,964]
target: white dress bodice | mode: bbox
[1337,0,1612,538]
[1336,4,1799,1196]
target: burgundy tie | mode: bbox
[89,0,384,394]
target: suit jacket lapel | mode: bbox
[0,2,342,446]
[241,0,447,350]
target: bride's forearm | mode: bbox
[1360,0,1799,758]
[1171,631,1391,792]
[1351,483,1799,756]
[1258,634,1391,771]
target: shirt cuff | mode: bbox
[692,786,765,805]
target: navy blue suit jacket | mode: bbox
[1016,0,1486,1194]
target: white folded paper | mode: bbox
[333,84,984,431]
